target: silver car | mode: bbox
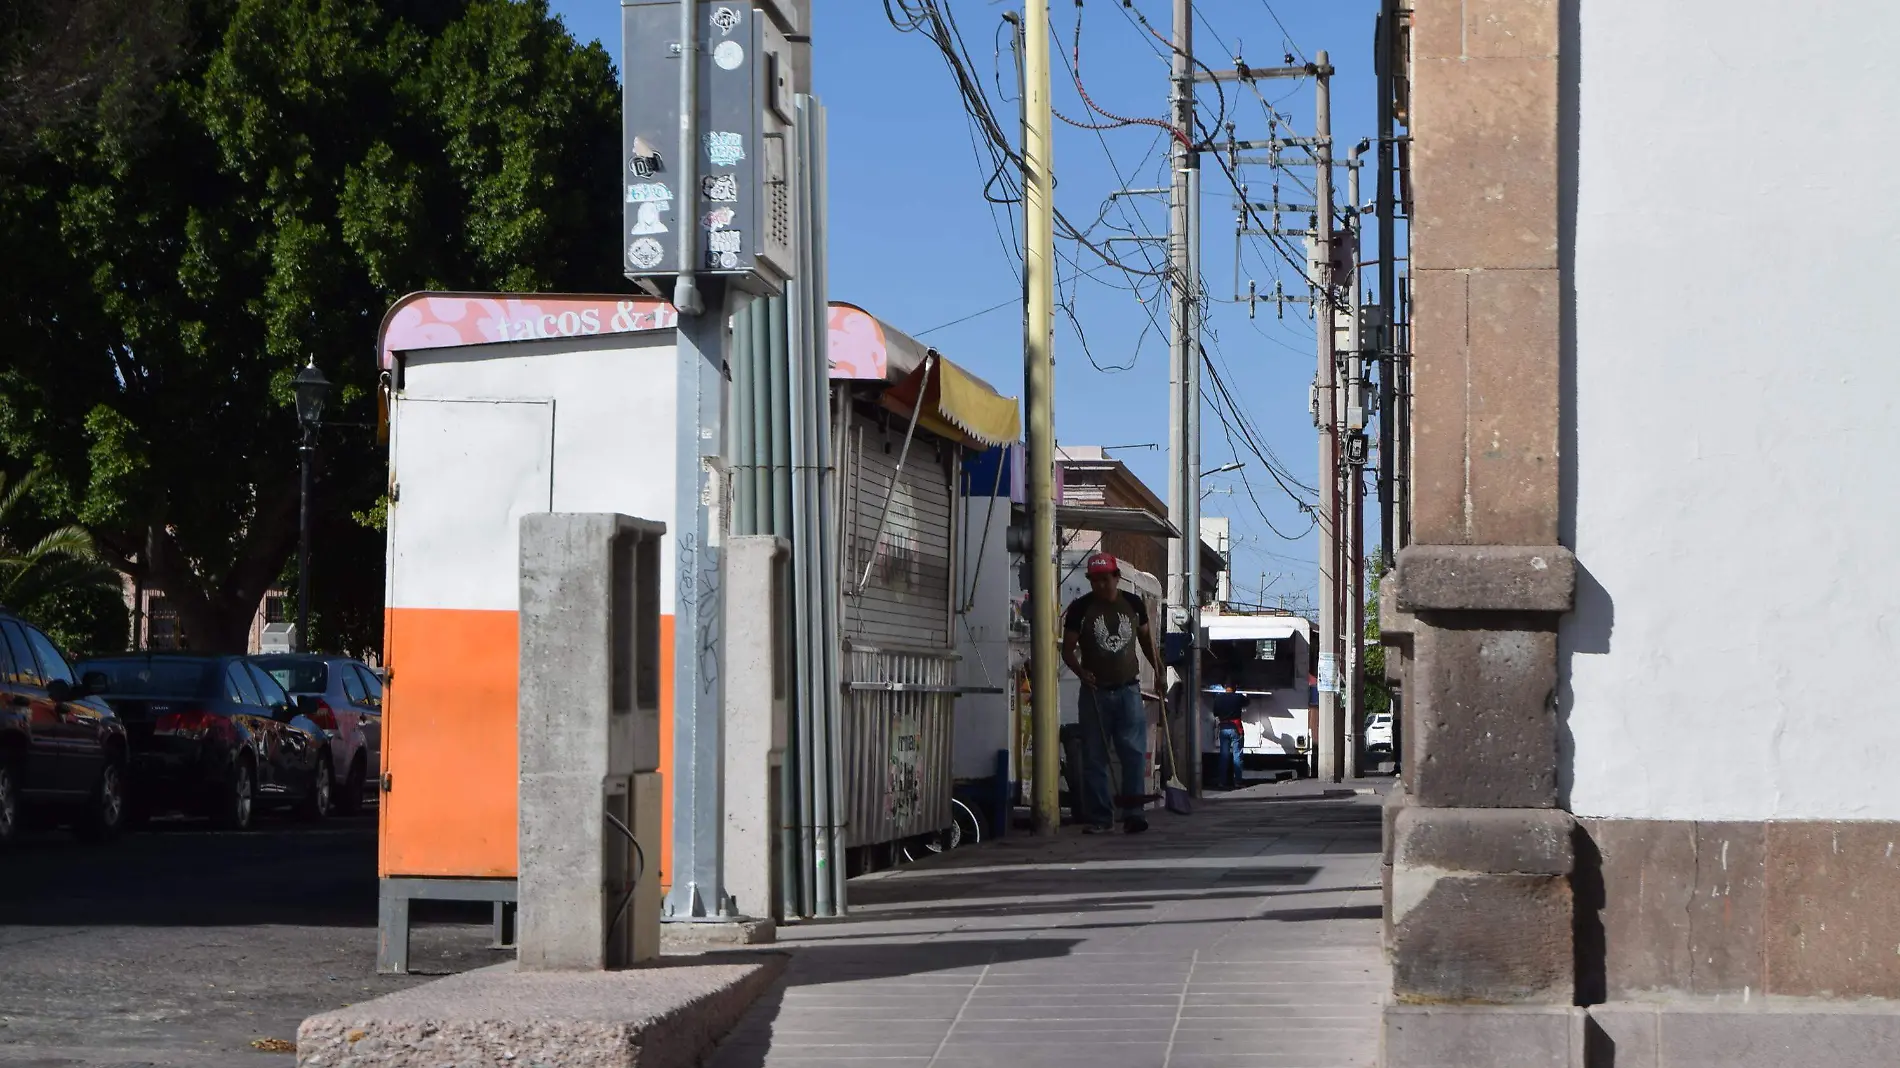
[249,655,383,815]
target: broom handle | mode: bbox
[1160,684,1183,781]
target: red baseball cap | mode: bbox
[1086,552,1120,576]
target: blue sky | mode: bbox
[548,1,1384,608]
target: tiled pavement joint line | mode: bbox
[1161,948,1199,1068]
[924,952,994,1067]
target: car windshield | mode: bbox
[79,658,219,698]
[253,657,327,694]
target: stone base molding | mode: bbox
[1390,806,1576,1004]
[1385,1002,1900,1068]
[1578,818,1900,1003]
[1383,547,1578,1016]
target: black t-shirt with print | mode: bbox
[1063,590,1149,688]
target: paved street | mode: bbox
[709,779,1388,1068]
[0,812,495,1068]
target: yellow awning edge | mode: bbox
[879,353,1022,450]
[933,358,1021,447]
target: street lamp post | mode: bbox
[293,361,332,654]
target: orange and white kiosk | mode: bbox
[372,292,682,972]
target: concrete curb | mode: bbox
[296,953,786,1068]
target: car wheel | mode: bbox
[335,753,366,816]
[0,758,19,845]
[297,754,333,821]
[220,757,256,831]
[77,759,127,842]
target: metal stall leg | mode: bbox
[377,881,411,975]
[490,901,518,949]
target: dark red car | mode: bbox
[0,609,128,844]
[76,654,333,830]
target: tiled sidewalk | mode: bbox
[707,778,1389,1068]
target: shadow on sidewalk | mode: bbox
[849,863,1322,910]
[836,880,1326,923]
[707,936,1085,1068]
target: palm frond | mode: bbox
[23,524,97,563]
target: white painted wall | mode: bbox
[951,492,1014,779]
[1563,1,1900,819]
[394,333,680,613]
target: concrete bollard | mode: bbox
[517,513,666,970]
[721,536,789,925]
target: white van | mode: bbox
[1199,614,1312,773]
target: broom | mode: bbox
[1159,691,1192,815]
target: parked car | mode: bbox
[1364,712,1394,754]
[250,654,382,814]
[75,654,333,830]
[0,608,128,843]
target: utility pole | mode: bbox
[1166,0,1203,797]
[1024,0,1061,837]
[1376,0,1398,569]
[1313,51,1340,784]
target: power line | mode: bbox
[914,294,1019,338]
[1255,0,1310,63]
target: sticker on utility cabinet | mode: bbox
[704,131,745,168]
[629,137,662,178]
[713,40,744,70]
[626,182,671,203]
[701,174,738,203]
[711,6,741,36]
[629,202,668,235]
[706,227,742,269]
[627,237,665,270]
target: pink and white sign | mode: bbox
[378,293,677,368]
[827,302,888,380]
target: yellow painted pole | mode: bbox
[1024,0,1061,836]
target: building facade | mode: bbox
[121,579,288,654]
[1382,1,1900,1063]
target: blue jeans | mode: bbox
[1217,725,1244,789]
[1079,682,1147,825]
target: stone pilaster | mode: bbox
[1382,0,1573,1052]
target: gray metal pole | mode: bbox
[1184,160,1203,797]
[1314,51,1340,784]
[1376,0,1398,569]
[1166,0,1196,796]
[663,0,731,923]
[297,435,312,653]
[665,295,734,921]
[802,96,847,915]
[732,303,755,535]
[768,296,792,537]
[755,303,775,526]
[1345,151,1364,783]
[671,0,703,317]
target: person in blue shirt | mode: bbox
[1207,677,1248,790]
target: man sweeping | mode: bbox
[1062,552,1163,834]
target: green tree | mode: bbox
[0,469,127,652]
[1363,555,1391,716]
[0,0,188,161]
[0,0,621,652]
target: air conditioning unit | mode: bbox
[260,622,296,654]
